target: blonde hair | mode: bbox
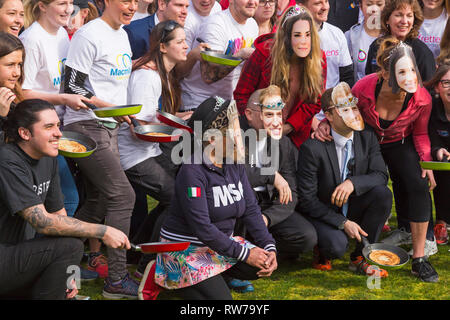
[23,0,55,28]
[270,6,323,104]
[259,85,282,105]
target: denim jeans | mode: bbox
[57,155,79,217]
[64,120,135,281]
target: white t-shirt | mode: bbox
[345,24,377,82]
[19,22,70,118]
[319,22,353,89]
[418,8,448,59]
[118,69,162,171]
[180,9,259,110]
[131,11,149,21]
[179,3,222,111]
[63,18,132,126]
[184,1,222,50]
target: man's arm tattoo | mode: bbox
[20,205,106,239]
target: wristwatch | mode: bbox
[338,218,348,230]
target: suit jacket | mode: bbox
[297,127,388,228]
[124,14,156,60]
[244,133,299,228]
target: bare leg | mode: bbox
[410,221,428,258]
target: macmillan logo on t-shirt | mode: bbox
[53,58,66,87]
[110,53,132,79]
[357,49,367,62]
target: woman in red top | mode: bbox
[234,5,326,148]
[315,37,439,282]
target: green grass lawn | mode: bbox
[78,191,450,300]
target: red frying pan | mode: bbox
[156,110,193,133]
[131,241,190,253]
[130,118,182,143]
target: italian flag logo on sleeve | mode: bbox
[188,187,201,198]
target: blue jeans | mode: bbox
[57,155,79,217]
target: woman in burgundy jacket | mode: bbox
[233,5,326,148]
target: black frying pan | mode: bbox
[361,236,409,269]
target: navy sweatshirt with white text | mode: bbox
[161,159,276,262]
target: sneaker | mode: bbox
[103,273,139,299]
[88,252,108,278]
[434,223,449,245]
[80,267,99,281]
[138,260,163,300]
[226,279,255,293]
[380,227,412,246]
[408,237,438,257]
[312,246,332,271]
[411,257,439,283]
[133,270,143,281]
[349,256,388,278]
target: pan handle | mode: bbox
[196,38,211,51]
[130,117,140,127]
[130,243,141,252]
[361,235,370,247]
[83,101,97,110]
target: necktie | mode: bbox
[341,139,353,217]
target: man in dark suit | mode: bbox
[124,0,189,60]
[297,82,392,277]
[243,86,317,258]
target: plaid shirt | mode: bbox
[234,34,327,148]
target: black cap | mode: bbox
[187,96,231,133]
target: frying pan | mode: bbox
[58,131,97,158]
[420,158,450,171]
[130,118,182,143]
[156,110,193,133]
[130,241,190,253]
[83,102,142,118]
[200,51,243,67]
[361,236,409,269]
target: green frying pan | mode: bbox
[419,160,450,171]
[84,102,142,118]
[58,131,97,158]
[200,51,243,67]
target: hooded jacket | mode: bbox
[352,73,433,161]
[233,34,327,148]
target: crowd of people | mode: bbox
[0,0,448,300]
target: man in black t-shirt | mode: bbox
[0,99,131,299]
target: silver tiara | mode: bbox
[336,96,359,109]
[282,5,308,27]
[385,41,411,62]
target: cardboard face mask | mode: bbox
[332,82,364,131]
[394,56,418,93]
[226,101,245,163]
[388,42,421,94]
[259,96,285,140]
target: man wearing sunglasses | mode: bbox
[297,82,392,277]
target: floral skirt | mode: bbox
[154,236,255,290]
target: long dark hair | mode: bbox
[0,31,25,102]
[132,20,182,115]
[3,99,55,143]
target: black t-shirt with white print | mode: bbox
[0,143,64,245]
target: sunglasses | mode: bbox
[161,20,179,43]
